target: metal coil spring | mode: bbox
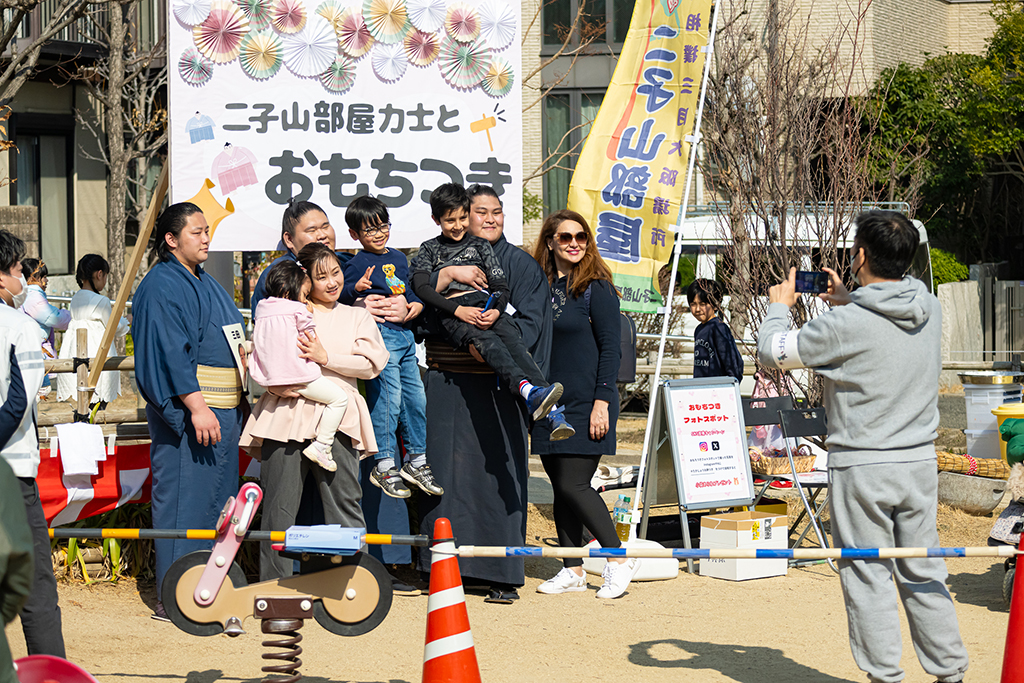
[261,618,303,682]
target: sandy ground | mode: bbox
[6,496,1011,683]
[11,393,1009,682]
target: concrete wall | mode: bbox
[0,206,39,257]
[939,279,985,390]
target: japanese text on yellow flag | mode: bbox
[567,0,713,313]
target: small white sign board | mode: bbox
[661,377,754,510]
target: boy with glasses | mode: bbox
[342,195,441,499]
[411,183,572,435]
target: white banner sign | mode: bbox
[168,0,522,251]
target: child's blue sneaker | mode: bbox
[548,406,575,441]
[526,383,563,421]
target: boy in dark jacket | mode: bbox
[411,183,566,424]
[687,278,744,382]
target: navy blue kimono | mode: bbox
[132,257,245,601]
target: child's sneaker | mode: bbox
[370,467,411,499]
[302,441,338,472]
[400,462,444,495]
[537,567,587,594]
[526,383,563,421]
[547,406,575,441]
[596,558,641,599]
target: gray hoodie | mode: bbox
[756,277,940,467]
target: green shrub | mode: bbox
[930,248,969,290]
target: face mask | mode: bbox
[9,273,27,308]
[849,249,863,286]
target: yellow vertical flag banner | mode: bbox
[567,0,714,313]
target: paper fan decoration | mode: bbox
[438,34,489,89]
[404,29,439,66]
[178,47,214,85]
[193,0,249,63]
[238,0,272,30]
[239,30,283,79]
[479,0,515,50]
[336,7,375,57]
[372,41,408,81]
[174,0,211,26]
[316,0,345,30]
[362,0,410,44]
[445,2,480,43]
[283,16,337,77]
[320,54,357,93]
[271,0,306,33]
[481,54,513,97]
[407,0,445,33]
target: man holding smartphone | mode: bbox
[756,210,968,683]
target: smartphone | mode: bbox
[794,270,830,294]
[483,290,500,311]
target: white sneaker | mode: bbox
[302,441,338,472]
[536,567,587,594]
[596,558,640,599]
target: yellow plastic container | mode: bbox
[991,403,1024,461]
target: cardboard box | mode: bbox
[699,511,788,581]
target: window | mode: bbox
[542,0,634,49]
[543,90,604,214]
[10,116,74,275]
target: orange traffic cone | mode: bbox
[1001,535,1024,681]
[422,517,481,683]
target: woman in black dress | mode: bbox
[531,209,639,599]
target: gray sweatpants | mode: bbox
[829,460,968,683]
[258,435,365,581]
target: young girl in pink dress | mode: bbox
[249,260,348,471]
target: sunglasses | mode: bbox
[362,222,391,237]
[555,231,588,246]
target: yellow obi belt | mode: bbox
[196,364,242,409]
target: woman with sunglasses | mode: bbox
[531,209,639,599]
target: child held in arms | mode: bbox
[250,260,349,472]
[340,195,443,500]
[410,182,569,429]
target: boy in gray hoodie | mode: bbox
[756,211,968,683]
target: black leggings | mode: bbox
[540,454,621,568]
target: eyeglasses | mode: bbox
[555,231,588,246]
[362,222,391,237]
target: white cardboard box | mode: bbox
[699,511,788,581]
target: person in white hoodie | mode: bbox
[756,211,968,683]
[0,229,65,658]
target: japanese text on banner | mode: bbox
[567,0,713,312]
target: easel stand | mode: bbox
[638,377,756,574]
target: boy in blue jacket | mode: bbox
[341,195,441,500]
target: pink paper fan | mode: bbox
[178,47,214,85]
[193,0,250,63]
[404,29,439,66]
[337,7,375,57]
[271,0,306,34]
[445,2,480,43]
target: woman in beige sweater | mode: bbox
[242,242,389,581]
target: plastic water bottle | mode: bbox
[613,495,632,542]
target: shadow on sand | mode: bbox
[628,639,859,683]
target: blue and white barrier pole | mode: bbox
[457,545,1019,561]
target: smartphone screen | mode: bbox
[794,271,830,294]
